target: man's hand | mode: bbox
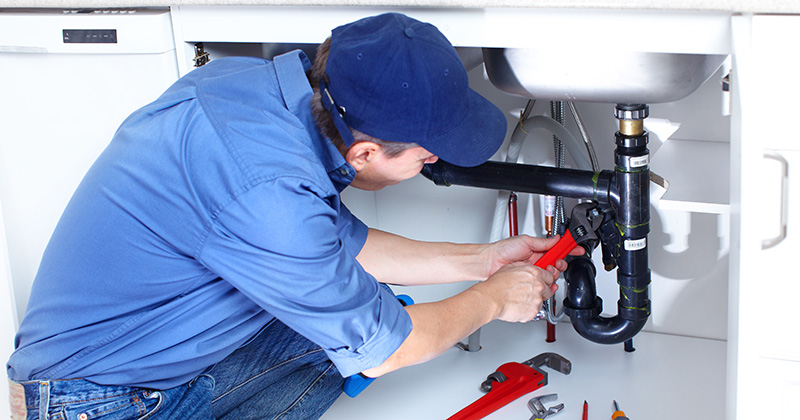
[471,261,561,323]
[482,234,583,279]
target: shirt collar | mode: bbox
[273,50,356,193]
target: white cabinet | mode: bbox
[0,12,179,419]
[729,14,800,419]
[0,9,179,323]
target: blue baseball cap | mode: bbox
[320,13,506,167]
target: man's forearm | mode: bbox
[356,228,490,286]
[357,232,565,379]
[361,284,498,378]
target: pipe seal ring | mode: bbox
[615,133,649,148]
[563,297,603,319]
[614,105,650,120]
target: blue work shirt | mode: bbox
[7,51,412,389]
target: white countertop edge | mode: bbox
[2,1,800,14]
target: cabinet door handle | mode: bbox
[762,151,789,249]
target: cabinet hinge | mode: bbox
[193,42,210,67]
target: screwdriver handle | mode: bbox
[612,412,629,420]
[612,400,629,420]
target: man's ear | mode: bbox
[345,141,380,171]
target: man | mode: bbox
[8,13,571,420]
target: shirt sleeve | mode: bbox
[197,177,412,377]
[336,201,369,259]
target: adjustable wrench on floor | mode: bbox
[528,393,564,420]
[447,353,571,420]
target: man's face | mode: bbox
[350,145,439,191]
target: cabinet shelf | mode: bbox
[651,138,730,214]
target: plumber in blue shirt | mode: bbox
[7,13,571,420]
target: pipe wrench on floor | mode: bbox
[447,352,571,420]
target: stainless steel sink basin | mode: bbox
[483,47,728,104]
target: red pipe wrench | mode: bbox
[447,353,571,420]
[534,202,602,270]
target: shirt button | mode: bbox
[78,414,88,420]
[339,169,348,176]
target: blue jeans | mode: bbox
[13,319,344,420]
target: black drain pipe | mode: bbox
[419,104,652,345]
[421,161,615,205]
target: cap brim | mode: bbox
[420,89,507,168]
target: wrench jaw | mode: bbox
[528,393,565,420]
[564,202,603,252]
[523,352,573,385]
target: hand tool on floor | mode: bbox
[611,401,630,420]
[527,393,564,420]
[343,294,414,397]
[447,352,571,420]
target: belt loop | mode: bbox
[38,381,51,420]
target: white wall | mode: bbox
[0,202,17,420]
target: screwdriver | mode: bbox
[612,400,630,420]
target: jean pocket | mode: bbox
[137,391,163,420]
[60,392,155,420]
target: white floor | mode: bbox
[322,320,726,420]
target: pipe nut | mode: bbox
[614,105,650,121]
[615,132,649,148]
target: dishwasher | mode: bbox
[0,10,179,415]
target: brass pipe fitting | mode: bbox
[614,104,648,137]
[619,119,644,137]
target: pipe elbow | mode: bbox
[571,316,647,345]
[563,254,649,345]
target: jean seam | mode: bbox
[273,363,334,420]
[90,399,139,418]
[39,390,144,408]
[210,348,324,404]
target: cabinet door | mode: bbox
[748,149,800,418]
[731,14,800,419]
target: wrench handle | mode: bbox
[534,231,576,270]
[447,363,544,420]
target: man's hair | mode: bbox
[308,38,419,158]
